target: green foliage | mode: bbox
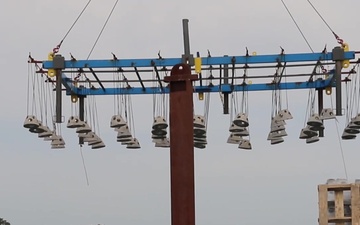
[0,218,10,225]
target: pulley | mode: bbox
[117,125,132,139]
[274,109,293,121]
[23,115,40,129]
[227,134,242,144]
[272,129,288,138]
[152,116,168,130]
[238,139,252,150]
[233,113,249,127]
[300,126,318,139]
[38,126,52,138]
[51,136,65,146]
[194,127,206,137]
[341,130,356,140]
[110,115,127,128]
[29,123,47,134]
[67,116,83,128]
[151,128,167,136]
[194,115,206,128]
[307,114,323,127]
[92,141,106,149]
[233,127,249,137]
[126,138,141,149]
[88,135,102,146]
[306,136,320,144]
[344,125,360,134]
[76,121,92,133]
[229,123,245,132]
[194,137,207,144]
[351,115,360,126]
[155,138,170,148]
[271,137,284,145]
[194,142,206,149]
[320,108,335,120]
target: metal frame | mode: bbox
[30,18,359,225]
[43,51,354,69]
[61,73,336,96]
[43,51,355,96]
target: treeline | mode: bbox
[0,218,10,225]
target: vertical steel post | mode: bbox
[55,69,62,123]
[164,64,198,225]
[182,19,190,57]
[79,94,85,145]
[223,55,229,114]
[332,47,345,116]
[318,88,324,137]
[335,61,343,116]
[182,19,194,66]
[53,54,65,123]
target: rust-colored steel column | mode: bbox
[164,64,198,225]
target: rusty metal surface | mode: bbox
[164,64,198,225]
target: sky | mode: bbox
[1,0,360,225]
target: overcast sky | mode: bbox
[1,1,360,225]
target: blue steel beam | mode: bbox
[62,73,334,96]
[43,51,355,69]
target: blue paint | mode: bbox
[44,50,354,96]
[43,51,355,69]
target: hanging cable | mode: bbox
[281,0,330,75]
[26,61,32,115]
[203,67,212,128]
[117,72,123,115]
[281,0,322,118]
[271,88,276,121]
[94,97,101,136]
[330,97,349,180]
[89,95,95,133]
[283,66,290,110]
[349,75,356,121]
[53,0,93,53]
[39,74,46,123]
[87,0,119,59]
[31,66,37,116]
[307,0,345,46]
[152,70,156,119]
[112,71,116,115]
[79,145,90,186]
[303,88,312,127]
[229,92,234,126]
[46,75,56,128]
[356,66,360,114]
[129,96,136,137]
[49,77,57,131]
[43,75,48,127]
[281,0,314,52]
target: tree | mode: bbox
[0,218,10,225]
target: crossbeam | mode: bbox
[61,73,335,96]
[43,51,355,69]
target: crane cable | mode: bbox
[281,0,349,179]
[79,145,90,186]
[280,0,328,73]
[52,0,93,54]
[307,0,345,47]
[87,0,119,59]
[307,0,350,69]
[307,0,349,179]
[280,0,314,53]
